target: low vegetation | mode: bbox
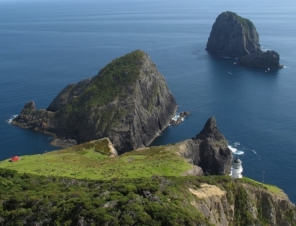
[0,139,193,180]
[0,140,294,225]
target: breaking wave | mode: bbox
[7,114,18,124]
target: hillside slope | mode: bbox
[0,168,295,226]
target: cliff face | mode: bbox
[237,50,283,68]
[206,11,261,57]
[13,50,177,154]
[177,116,232,175]
[190,182,296,226]
[1,167,295,226]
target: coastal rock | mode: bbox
[237,50,283,68]
[170,111,190,125]
[206,11,261,57]
[13,50,177,154]
[177,116,232,175]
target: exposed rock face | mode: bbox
[237,50,283,68]
[13,50,177,154]
[206,11,261,57]
[190,183,296,226]
[169,111,190,125]
[177,116,232,175]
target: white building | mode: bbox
[230,157,243,179]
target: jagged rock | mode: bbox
[206,11,261,57]
[177,116,232,175]
[170,111,190,125]
[50,138,77,148]
[12,50,177,154]
[237,50,283,68]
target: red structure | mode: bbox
[10,156,20,162]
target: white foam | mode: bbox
[7,114,18,124]
[235,150,244,155]
[234,142,240,146]
[171,114,179,121]
[228,145,237,153]
[228,145,244,155]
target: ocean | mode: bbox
[0,0,295,203]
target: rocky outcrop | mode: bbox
[169,111,190,125]
[206,11,261,57]
[190,182,296,226]
[206,11,283,68]
[237,50,283,68]
[12,50,177,154]
[177,116,232,175]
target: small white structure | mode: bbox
[230,157,243,179]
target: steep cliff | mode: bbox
[206,11,261,57]
[0,168,295,226]
[177,116,232,175]
[237,50,283,68]
[12,50,177,154]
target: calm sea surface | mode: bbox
[0,0,295,203]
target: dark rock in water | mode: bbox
[170,111,190,125]
[176,116,232,175]
[206,11,283,68]
[12,50,177,154]
[237,50,283,68]
[206,11,261,57]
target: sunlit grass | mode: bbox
[0,141,192,180]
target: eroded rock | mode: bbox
[13,50,177,154]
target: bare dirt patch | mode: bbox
[189,183,226,198]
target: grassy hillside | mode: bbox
[0,138,193,180]
[0,140,294,225]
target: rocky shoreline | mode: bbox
[169,111,190,125]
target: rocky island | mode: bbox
[206,11,283,68]
[12,50,178,154]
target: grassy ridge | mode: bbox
[0,140,292,225]
[0,140,193,180]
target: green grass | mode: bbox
[241,177,283,195]
[0,141,193,180]
[63,50,144,111]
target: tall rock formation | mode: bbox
[206,11,261,57]
[12,50,177,154]
[206,11,283,68]
[177,116,232,175]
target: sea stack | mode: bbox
[206,11,261,57]
[177,116,232,175]
[206,11,283,68]
[13,50,178,154]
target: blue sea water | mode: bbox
[0,0,295,203]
